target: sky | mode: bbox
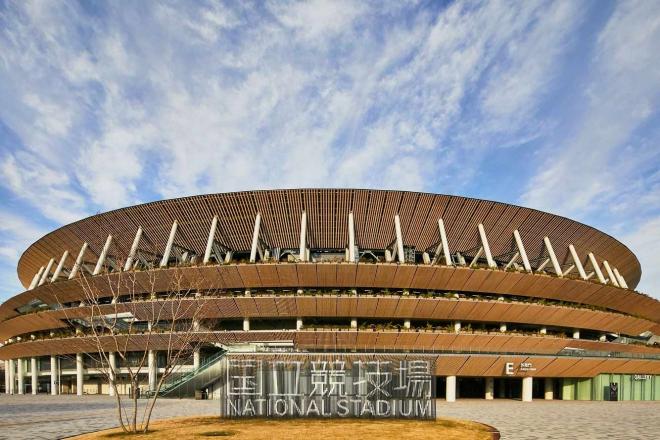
[0,0,659,301]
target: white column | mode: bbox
[540,327,547,335]
[160,221,178,268]
[522,377,533,402]
[602,260,620,287]
[403,319,411,329]
[394,214,405,264]
[203,216,218,264]
[500,323,507,333]
[76,353,84,396]
[438,219,452,266]
[93,235,113,275]
[544,378,553,400]
[51,250,69,283]
[148,351,157,392]
[613,268,628,289]
[568,245,587,280]
[17,359,24,394]
[299,211,307,261]
[446,376,457,402]
[543,237,562,276]
[124,227,143,271]
[193,349,201,370]
[454,321,461,333]
[243,318,250,331]
[8,359,15,394]
[485,377,494,400]
[588,253,606,284]
[478,224,496,268]
[350,319,358,329]
[38,258,55,286]
[50,355,58,395]
[4,360,9,395]
[68,242,88,279]
[31,358,41,392]
[249,213,261,263]
[348,212,356,263]
[573,330,580,339]
[513,230,532,272]
[29,266,45,290]
[296,318,303,330]
[108,352,116,397]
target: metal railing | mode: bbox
[145,350,226,398]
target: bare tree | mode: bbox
[55,266,210,434]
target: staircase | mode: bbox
[147,350,227,398]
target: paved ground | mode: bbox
[0,395,658,439]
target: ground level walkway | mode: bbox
[0,395,657,439]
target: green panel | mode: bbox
[562,378,575,400]
[592,375,605,401]
[642,378,653,401]
[577,378,592,400]
[654,376,660,400]
[632,378,643,400]
[621,375,632,401]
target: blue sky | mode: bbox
[0,0,659,301]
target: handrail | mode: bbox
[148,349,226,397]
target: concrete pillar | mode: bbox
[454,321,461,333]
[540,327,547,335]
[4,360,9,395]
[573,330,580,339]
[499,323,507,333]
[544,378,554,400]
[403,319,411,329]
[193,348,200,370]
[50,355,59,395]
[8,359,15,394]
[485,377,494,400]
[31,357,38,395]
[296,318,303,330]
[148,351,157,392]
[350,319,358,329]
[76,353,84,396]
[446,376,457,402]
[522,377,533,402]
[108,352,116,397]
[17,359,24,394]
[243,318,250,331]
[599,334,607,342]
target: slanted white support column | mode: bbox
[29,267,45,290]
[485,377,494,400]
[124,227,143,271]
[350,319,358,329]
[613,268,628,289]
[203,216,218,264]
[160,221,178,268]
[403,319,411,329]
[148,351,157,392]
[50,355,58,395]
[26,358,36,394]
[543,237,563,276]
[587,253,606,284]
[4,360,9,394]
[8,359,15,394]
[249,213,261,263]
[522,377,533,402]
[478,224,496,268]
[38,258,55,286]
[93,235,113,275]
[51,250,69,283]
[446,376,457,402]
[568,245,587,280]
[299,211,307,262]
[454,321,461,333]
[573,330,580,339]
[513,230,532,272]
[296,318,303,330]
[602,260,619,287]
[76,353,84,396]
[243,318,250,331]
[108,352,116,397]
[438,219,452,266]
[17,359,24,394]
[500,323,507,333]
[348,212,356,263]
[193,348,201,370]
[394,214,405,264]
[544,378,554,400]
[69,243,89,279]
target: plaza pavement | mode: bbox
[0,395,658,439]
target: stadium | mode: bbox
[1,189,659,404]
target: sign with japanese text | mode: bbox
[224,357,435,419]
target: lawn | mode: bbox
[72,416,496,439]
